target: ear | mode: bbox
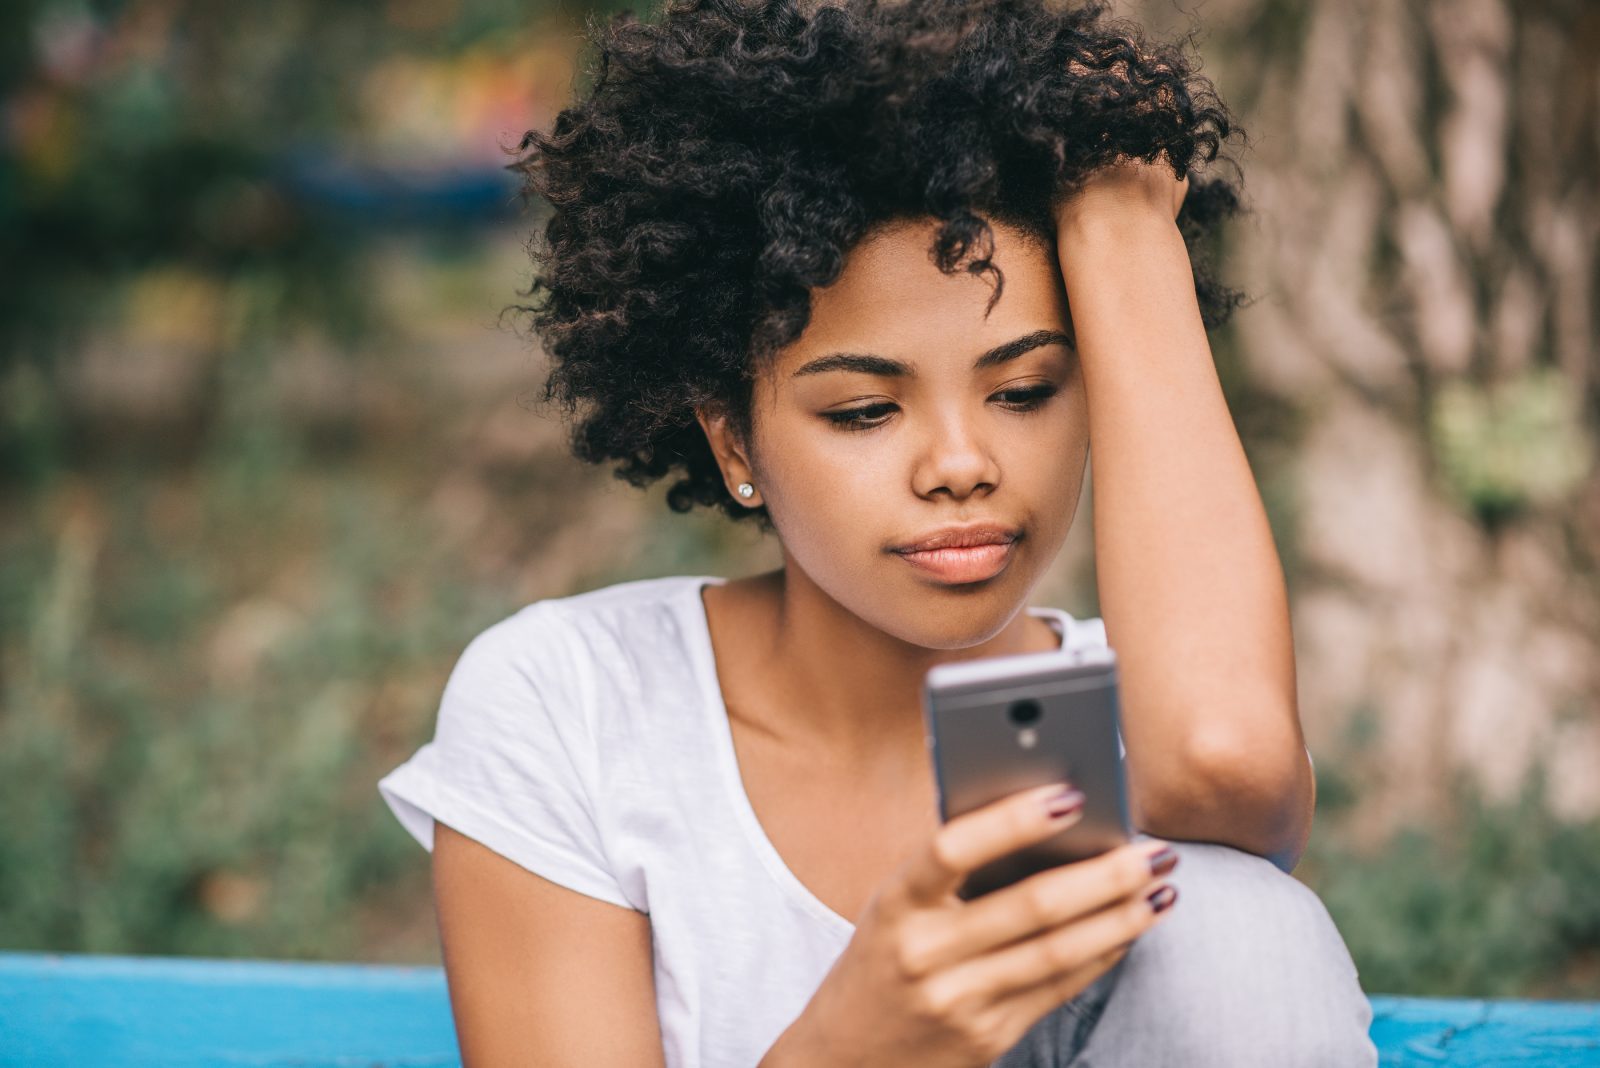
[694,404,762,506]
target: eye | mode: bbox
[994,385,1058,411]
[821,402,897,432]
[821,385,1059,433]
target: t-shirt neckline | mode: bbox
[682,574,1072,938]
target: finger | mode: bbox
[900,782,1087,907]
[909,839,1176,973]
[957,876,1178,1005]
[998,942,1130,1032]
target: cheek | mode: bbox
[757,424,891,529]
[748,419,900,583]
[1034,408,1089,487]
[1002,404,1090,549]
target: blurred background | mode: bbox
[1,0,1596,999]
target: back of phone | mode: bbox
[923,646,1131,900]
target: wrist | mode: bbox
[1053,201,1180,253]
[758,1011,858,1068]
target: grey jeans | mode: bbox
[992,838,1378,1067]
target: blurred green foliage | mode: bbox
[1430,369,1595,528]
[0,405,517,959]
[1303,765,1600,999]
[0,0,619,483]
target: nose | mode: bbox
[910,405,1001,500]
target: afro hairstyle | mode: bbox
[506,0,1246,532]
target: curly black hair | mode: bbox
[506,0,1245,532]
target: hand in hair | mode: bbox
[1055,155,1191,232]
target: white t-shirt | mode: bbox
[377,573,1109,1068]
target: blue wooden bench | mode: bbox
[1,951,1596,1066]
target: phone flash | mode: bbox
[1017,727,1039,749]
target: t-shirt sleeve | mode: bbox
[1061,613,1108,654]
[377,604,635,911]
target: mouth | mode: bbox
[890,524,1021,585]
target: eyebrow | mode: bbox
[790,329,1075,379]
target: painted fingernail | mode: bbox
[1042,787,1086,820]
[1147,884,1178,913]
[1146,846,1179,878]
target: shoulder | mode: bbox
[428,573,719,767]
[451,574,714,690]
[536,573,713,625]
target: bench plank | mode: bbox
[2,952,1596,1066]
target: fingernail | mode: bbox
[1146,845,1179,878]
[1147,884,1178,913]
[1042,786,1086,820]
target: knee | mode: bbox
[1112,840,1376,1067]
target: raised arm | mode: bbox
[1053,161,1315,873]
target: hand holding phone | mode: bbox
[766,785,1180,1068]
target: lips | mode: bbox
[890,524,1021,584]
[891,524,1020,554]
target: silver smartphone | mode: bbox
[922,644,1132,901]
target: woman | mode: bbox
[378,0,1378,1064]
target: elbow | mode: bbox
[1172,716,1316,874]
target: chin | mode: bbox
[882,578,1032,651]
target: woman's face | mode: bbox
[714,216,1090,649]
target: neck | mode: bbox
[727,563,1063,763]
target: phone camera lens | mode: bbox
[1008,699,1042,726]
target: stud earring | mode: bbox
[736,482,755,499]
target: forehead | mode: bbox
[771,217,1067,374]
